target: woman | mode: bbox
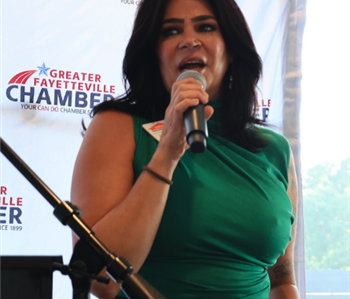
[71,0,300,298]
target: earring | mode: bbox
[229,74,233,90]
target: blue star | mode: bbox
[37,63,50,76]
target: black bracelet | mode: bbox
[142,166,173,185]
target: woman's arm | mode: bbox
[71,110,176,298]
[268,150,300,299]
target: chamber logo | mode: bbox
[6,63,116,115]
[0,186,23,232]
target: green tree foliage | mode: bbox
[303,157,350,270]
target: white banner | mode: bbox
[0,1,305,298]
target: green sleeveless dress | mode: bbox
[122,99,294,298]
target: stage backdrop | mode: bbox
[0,0,306,298]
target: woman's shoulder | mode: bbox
[84,110,136,151]
[90,110,155,149]
[257,126,291,167]
[93,109,150,127]
[259,126,290,149]
[92,109,134,129]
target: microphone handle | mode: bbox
[184,104,208,153]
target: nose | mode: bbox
[178,28,201,49]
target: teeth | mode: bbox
[184,61,202,65]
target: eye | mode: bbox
[161,27,180,37]
[198,24,216,32]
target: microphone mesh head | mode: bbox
[176,70,207,90]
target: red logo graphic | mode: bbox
[149,122,164,131]
[9,70,38,84]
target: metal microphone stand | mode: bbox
[0,137,166,299]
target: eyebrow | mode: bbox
[162,15,216,25]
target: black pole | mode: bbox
[0,137,166,299]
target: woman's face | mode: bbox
[157,0,231,100]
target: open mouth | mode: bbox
[179,60,205,71]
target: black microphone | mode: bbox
[176,70,208,153]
